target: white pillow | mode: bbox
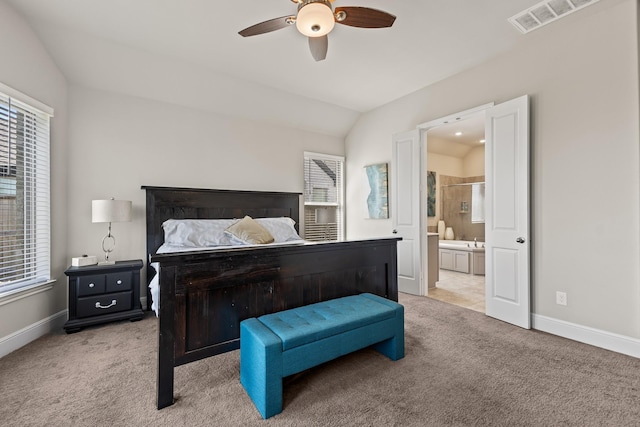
[162,217,301,247]
[255,217,301,243]
[162,219,236,247]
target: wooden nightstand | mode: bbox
[64,259,144,333]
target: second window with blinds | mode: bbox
[303,152,344,241]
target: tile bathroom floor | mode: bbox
[427,269,485,313]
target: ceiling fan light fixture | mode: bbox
[296,1,335,37]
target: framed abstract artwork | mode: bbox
[365,163,389,219]
[427,171,436,217]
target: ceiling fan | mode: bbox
[238,0,396,62]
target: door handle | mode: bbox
[516,237,526,244]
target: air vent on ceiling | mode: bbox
[509,0,601,34]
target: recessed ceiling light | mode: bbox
[455,132,463,136]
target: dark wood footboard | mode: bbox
[153,237,399,409]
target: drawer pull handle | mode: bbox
[116,280,122,285]
[89,283,95,288]
[95,300,117,309]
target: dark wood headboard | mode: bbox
[141,186,301,308]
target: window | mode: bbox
[0,85,52,294]
[303,152,344,241]
[471,182,485,224]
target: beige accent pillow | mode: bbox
[225,216,275,245]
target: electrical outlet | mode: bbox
[556,291,567,306]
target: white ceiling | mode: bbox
[5,0,617,137]
[427,114,485,158]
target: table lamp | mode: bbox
[92,198,132,264]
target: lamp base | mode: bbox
[99,260,116,265]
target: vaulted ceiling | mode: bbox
[6,0,618,137]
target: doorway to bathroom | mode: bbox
[425,113,486,313]
[393,96,530,327]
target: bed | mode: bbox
[143,186,400,409]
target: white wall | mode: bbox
[66,86,344,286]
[0,1,68,340]
[462,146,485,177]
[346,0,640,340]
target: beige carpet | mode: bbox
[1,293,639,426]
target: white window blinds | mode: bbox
[303,152,344,241]
[0,90,51,292]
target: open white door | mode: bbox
[485,95,530,328]
[392,130,423,295]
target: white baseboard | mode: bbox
[3,309,638,360]
[0,310,67,359]
[532,314,640,359]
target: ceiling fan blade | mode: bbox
[309,36,328,62]
[335,7,396,28]
[238,16,293,37]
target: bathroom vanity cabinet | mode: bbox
[439,249,484,275]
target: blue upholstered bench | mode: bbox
[239,293,404,419]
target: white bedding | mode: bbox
[148,239,306,316]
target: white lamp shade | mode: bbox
[92,199,132,223]
[296,2,335,37]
